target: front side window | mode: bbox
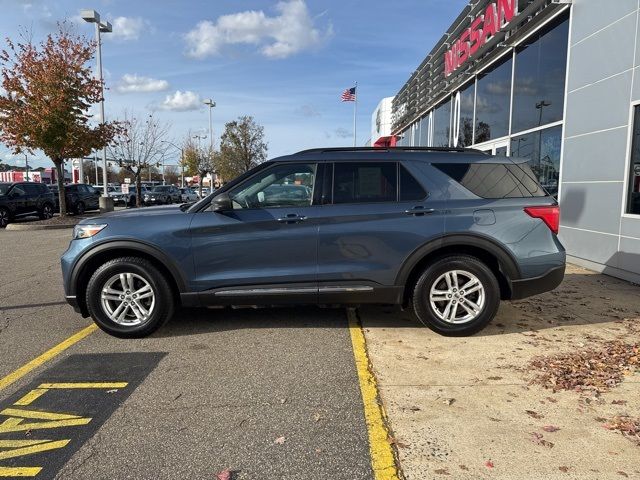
[9,185,26,197]
[626,105,640,215]
[333,162,397,204]
[229,163,316,209]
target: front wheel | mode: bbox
[0,207,10,228]
[75,201,85,215]
[85,257,175,338]
[39,203,54,220]
[412,255,500,336]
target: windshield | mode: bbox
[152,186,170,192]
[0,183,10,194]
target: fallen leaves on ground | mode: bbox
[542,425,560,432]
[530,432,554,448]
[434,468,449,475]
[484,460,494,469]
[528,341,639,393]
[274,436,286,445]
[215,469,232,480]
[387,435,409,449]
[603,416,640,446]
[559,466,570,473]
[525,410,544,419]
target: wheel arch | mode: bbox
[396,234,521,305]
[70,240,186,316]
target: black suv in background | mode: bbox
[0,181,55,227]
[143,185,181,205]
[50,183,100,214]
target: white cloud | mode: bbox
[108,16,148,41]
[184,0,331,59]
[115,74,169,94]
[160,90,202,112]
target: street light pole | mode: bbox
[81,10,112,210]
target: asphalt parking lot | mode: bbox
[0,229,379,479]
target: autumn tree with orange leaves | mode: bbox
[0,26,120,216]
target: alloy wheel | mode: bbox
[0,209,8,228]
[429,270,485,324]
[100,272,156,326]
[43,204,53,219]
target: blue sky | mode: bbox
[0,0,466,169]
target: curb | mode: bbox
[6,223,76,231]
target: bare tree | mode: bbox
[108,111,171,207]
[183,135,215,197]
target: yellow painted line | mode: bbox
[0,324,98,392]
[38,382,128,389]
[0,439,70,460]
[0,417,91,433]
[0,440,50,448]
[348,309,401,480]
[14,388,48,406]
[0,408,81,421]
[0,467,42,477]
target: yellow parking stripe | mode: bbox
[0,408,81,421]
[38,382,127,389]
[0,467,42,476]
[0,324,98,392]
[14,388,48,406]
[0,439,70,460]
[347,309,401,480]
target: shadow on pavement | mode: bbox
[0,300,68,311]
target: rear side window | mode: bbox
[23,184,40,195]
[400,165,427,201]
[434,162,546,198]
[333,162,397,204]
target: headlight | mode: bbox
[73,224,107,239]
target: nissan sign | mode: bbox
[444,0,517,77]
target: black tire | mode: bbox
[75,201,85,215]
[85,256,175,338]
[128,196,136,208]
[412,255,500,336]
[39,203,54,220]
[0,207,9,228]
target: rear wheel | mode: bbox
[75,201,85,215]
[412,255,500,336]
[0,207,9,228]
[85,256,175,338]
[39,203,53,220]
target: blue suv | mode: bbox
[61,147,565,338]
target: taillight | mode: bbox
[524,205,559,235]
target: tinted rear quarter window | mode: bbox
[434,162,545,198]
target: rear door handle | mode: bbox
[405,206,435,216]
[277,214,307,224]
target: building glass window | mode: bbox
[433,99,451,147]
[418,115,429,146]
[475,57,512,144]
[457,81,475,147]
[512,15,569,133]
[397,129,409,146]
[626,105,640,215]
[510,125,562,198]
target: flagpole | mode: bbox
[353,82,357,147]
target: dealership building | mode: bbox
[378,0,640,282]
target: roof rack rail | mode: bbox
[295,146,486,155]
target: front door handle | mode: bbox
[405,206,435,216]
[277,213,307,224]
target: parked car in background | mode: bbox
[62,146,565,338]
[180,188,198,202]
[0,181,55,227]
[113,186,151,207]
[143,185,181,205]
[196,187,210,198]
[50,184,100,214]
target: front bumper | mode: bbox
[510,265,565,300]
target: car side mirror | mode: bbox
[211,192,232,212]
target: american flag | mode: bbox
[341,86,356,102]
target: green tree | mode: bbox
[182,136,214,197]
[0,26,120,216]
[218,116,267,182]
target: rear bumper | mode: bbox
[509,265,565,300]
